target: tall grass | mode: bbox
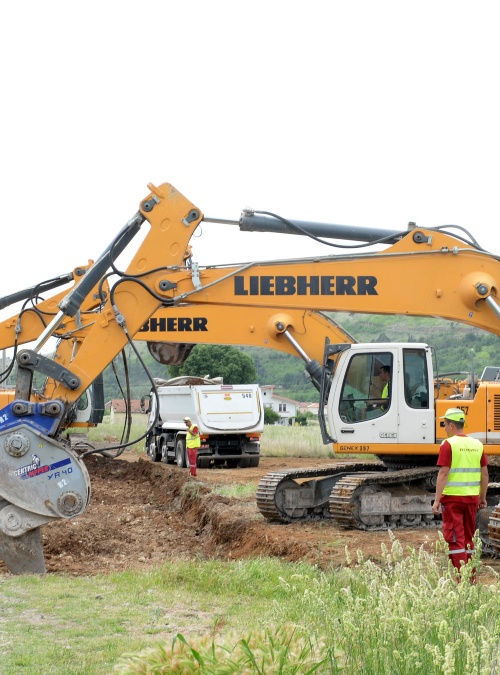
[260,422,334,458]
[85,418,343,459]
[113,533,500,674]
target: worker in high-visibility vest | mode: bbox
[184,417,200,477]
[379,365,391,411]
[371,364,391,413]
[432,407,488,580]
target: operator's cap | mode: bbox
[440,407,465,422]
[183,417,191,422]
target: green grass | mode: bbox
[85,416,148,454]
[102,537,500,674]
[0,558,315,674]
[84,417,375,461]
[211,482,258,499]
[2,536,499,674]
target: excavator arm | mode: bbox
[7,188,499,428]
[0,263,102,348]
[131,224,500,452]
[20,184,202,407]
[0,183,203,573]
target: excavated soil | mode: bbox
[2,453,499,577]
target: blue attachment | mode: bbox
[0,401,62,436]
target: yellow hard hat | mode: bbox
[440,407,465,422]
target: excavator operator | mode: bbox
[379,365,391,411]
[369,364,391,413]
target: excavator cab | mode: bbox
[324,343,435,452]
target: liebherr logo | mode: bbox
[234,275,378,296]
[139,317,208,332]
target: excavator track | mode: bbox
[328,467,438,530]
[488,503,500,554]
[256,461,385,522]
[257,460,500,557]
[484,483,500,555]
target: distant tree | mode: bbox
[264,406,280,424]
[169,345,256,384]
[464,332,476,344]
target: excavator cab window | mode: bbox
[76,391,89,411]
[403,348,429,409]
[339,352,393,423]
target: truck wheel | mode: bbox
[160,440,169,464]
[238,457,250,469]
[147,435,161,462]
[175,438,187,468]
[198,457,211,469]
[249,457,260,468]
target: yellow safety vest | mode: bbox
[381,383,390,411]
[186,424,200,449]
[443,435,483,496]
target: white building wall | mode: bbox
[261,386,298,425]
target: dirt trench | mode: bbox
[1,453,495,577]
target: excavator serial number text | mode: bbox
[339,445,372,453]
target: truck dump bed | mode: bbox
[157,384,264,434]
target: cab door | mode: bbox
[326,344,434,446]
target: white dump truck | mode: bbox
[144,377,264,468]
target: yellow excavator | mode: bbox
[1,181,500,574]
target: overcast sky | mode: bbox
[1,1,499,313]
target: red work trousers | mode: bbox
[441,499,478,574]
[187,447,198,477]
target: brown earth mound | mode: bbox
[2,454,497,577]
[42,454,332,575]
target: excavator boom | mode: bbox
[140,231,500,337]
